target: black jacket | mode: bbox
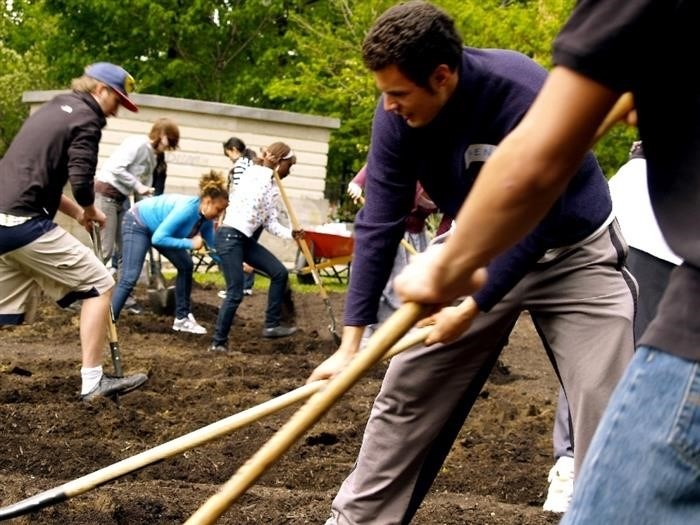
[0,91,106,219]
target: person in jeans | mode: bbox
[95,117,180,314]
[393,1,699,523]
[0,62,148,401]
[95,117,180,268]
[209,141,301,352]
[221,136,260,296]
[112,171,228,334]
[308,4,635,523]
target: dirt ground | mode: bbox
[0,281,562,525]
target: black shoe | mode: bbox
[81,373,148,401]
[208,343,229,353]
[261,325,298,338]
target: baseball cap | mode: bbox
[84,62,138,112]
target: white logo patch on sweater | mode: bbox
[465,144,496,169]
[60,105,73,114]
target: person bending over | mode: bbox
[112,171,228,334]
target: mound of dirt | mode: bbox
[0,282,561,524]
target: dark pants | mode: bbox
[243,226,264,290]
[212,226,289,345]
[626,247,676,341]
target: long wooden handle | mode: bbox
[0,319,435,523]
[593,92,634,143]
[272,171,328,299]
[0,381,328,521]
[90,223,124,377]
[184,302,431,524]
[272,169,340,342]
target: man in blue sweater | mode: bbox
[308,2,636,522]
[392,2,699,523]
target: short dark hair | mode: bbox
[362,1,463,88]
[223,137,246,155]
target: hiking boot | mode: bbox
[543,455,574,513]
[172,313,207,334]
[261,325,298,338]
[81,373,148,401]
[208,343,229,353]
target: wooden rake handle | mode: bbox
[271,169,341,342]
[184,302,431,524]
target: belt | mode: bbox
[0,213,32,227]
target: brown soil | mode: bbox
[0,282,562,525]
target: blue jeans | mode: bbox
[112,212,194,320]
[562,346,700,524]
[212,226,289,346]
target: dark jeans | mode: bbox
[243,226,264,290]
[112,212,194,320]
[212,226,289,345]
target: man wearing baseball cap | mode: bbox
[84,62,138,113]
[0,62,148,401]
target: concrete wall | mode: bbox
[22,91,341,263]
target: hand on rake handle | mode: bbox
[292,228,305,241]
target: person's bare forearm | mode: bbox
[58,195,83,221]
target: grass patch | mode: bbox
[166,270,348,294]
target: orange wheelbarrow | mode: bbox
[294,229,354,285]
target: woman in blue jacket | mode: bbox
[112,171,228,333]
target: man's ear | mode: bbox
[431,64,452,89]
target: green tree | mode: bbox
[0,0,633,188]
[0,1,57,155]
[39,0,302,103]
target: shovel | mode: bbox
[147,248,175,316]
[89,223,124,377]
[272,170,342,345]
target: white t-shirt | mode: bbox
[608,157,682,265]
[221,165,292,239]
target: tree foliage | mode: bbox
[0,0,634,191]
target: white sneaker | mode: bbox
[172,313,207,334]
[543,456,574,513]
[217,290,226,299]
